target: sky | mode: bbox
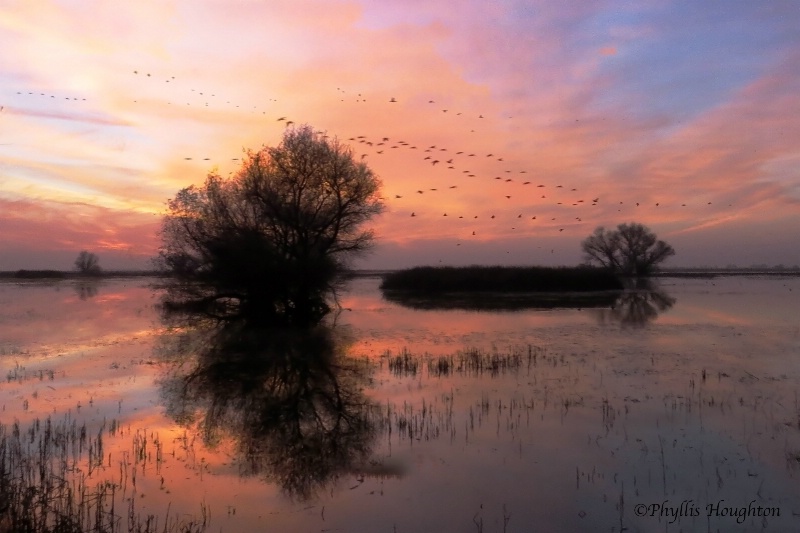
[1,0,799,271]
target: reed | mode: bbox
[0,415,207,533]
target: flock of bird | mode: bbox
[5,70,730,249]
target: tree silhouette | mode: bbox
[581,222,675,276]
[157,125,384,325]
[74,250,101,276]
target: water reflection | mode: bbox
[382,290,619,311]
[595,279,676,327]
[158,318,380,500]
[73,280,99,300]
[381,278,675,326]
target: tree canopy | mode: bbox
[157,125,384,325]
[74,250,101,276]
[581,222,675,276]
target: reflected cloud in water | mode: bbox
[158,316,386,500]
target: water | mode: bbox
[1,275,799,532]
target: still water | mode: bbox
[1,275,799,532]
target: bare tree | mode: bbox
[74,250,101,276]
[582,223,675,276]
[157,125,385,324]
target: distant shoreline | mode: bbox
[352,267,800,280]
[1,267,799,281]
[0,270,163,279]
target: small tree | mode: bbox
[74,250,101,276]
[157,125,384,324]
[581,223,675,276]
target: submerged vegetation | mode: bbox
[380,265,624,293]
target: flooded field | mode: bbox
[2,275,800,532]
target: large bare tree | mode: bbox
[157,125,384,324]
[581,223,675,276]
[74,250,101,276]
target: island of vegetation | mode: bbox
[380,223,676,295]
[380,265,624,293]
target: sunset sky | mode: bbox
[1,1,799,270]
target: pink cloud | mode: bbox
[0,196,160,270]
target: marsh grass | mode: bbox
[0,415,208,533]
[384,345,543,378]
[5,362,56,383]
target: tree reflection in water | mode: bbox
[73,280,99,300]
[596,279,676,327]
[380,277,675,327]
[158,317,380,500]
